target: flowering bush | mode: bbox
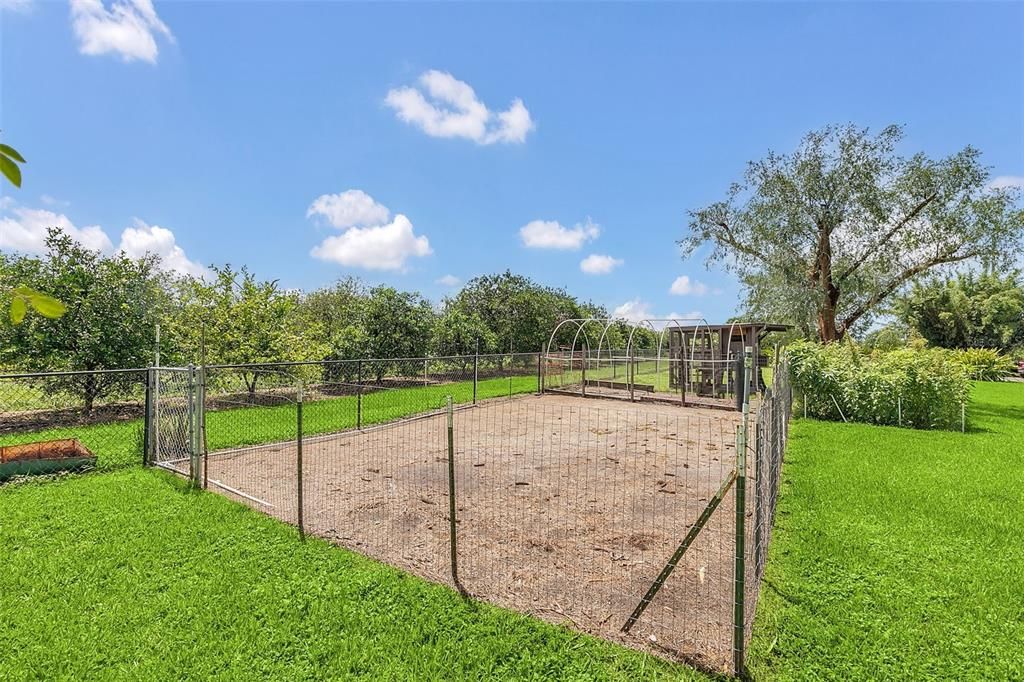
[787,340,971,430]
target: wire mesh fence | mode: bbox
[744,357,792,651]
[182,351,792,675]
[0,349,793,676]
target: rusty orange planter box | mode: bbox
[0,439,96,481]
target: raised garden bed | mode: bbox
[0,439,96,481]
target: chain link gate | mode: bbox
[147,366,202,484]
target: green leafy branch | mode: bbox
[1,142,26,187]
[7,286,66,324]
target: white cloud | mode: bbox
[436,274,460,287]
[612,299,654,324]
[988,175,1024,191]
[580,254,623,275]
[307,189,391,229]
[520,218,599,250]
[70,0,174,64]
[311,214,432,271]
[667,311,705,323]
[0,203,206,277]
[669,275,709,296]
[0,207,114,254]
[307,190,433,271]
[613,299,705,326]
[385,70,534,145]
[119,219,209,278]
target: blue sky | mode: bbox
[1,1,1022,324]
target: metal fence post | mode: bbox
[199,365,208,489]
[153,367,161,466]
[733,346,753,676]
[187,364,198,486]
[357,359,363,430]
[297,380,305,540]
[753,418,762,576]
[143,367,154,466]
[446,395,458,584]
[473,348,479,405]
[581,349,587,398]
[536,348,542,395]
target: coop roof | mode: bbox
[666,322,791,336]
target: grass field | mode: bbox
[745,381,1024,680]
[0,381,1020,679]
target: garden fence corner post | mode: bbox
[446,395,458,584]
[733,345,753,676]
[297,379,305,540]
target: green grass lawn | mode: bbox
[0,374,539,471]
[1,381,1020,679]
[745,381,1024,680]
[0,468,692,680]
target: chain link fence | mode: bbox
[0,368,149,476]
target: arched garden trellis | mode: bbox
[544,316,714,404]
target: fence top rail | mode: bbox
[0,367,152,380]
[205,352,540,370]
[1,353,545,380]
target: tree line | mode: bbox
[0,228,656,406]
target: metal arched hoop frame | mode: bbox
[623,318,709,401]
[546,318,617,359]
[546,318,621,395]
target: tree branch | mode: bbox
[837,246,980,335]
[836,191,938,284]
[713,220,773,267]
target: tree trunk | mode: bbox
[813,226,843,343]
[83,373,96,415]
[245,373,258,404]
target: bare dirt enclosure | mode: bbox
[199,393,744,672]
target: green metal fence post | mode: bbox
[297,379,305,540]
[733,346,753,676]
[753,418,762,576]
[446,396,458,584]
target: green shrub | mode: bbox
[951,348,1015,381]
[787,340,971,430]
